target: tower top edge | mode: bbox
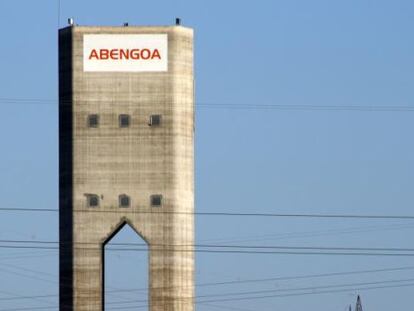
[59,25,193,34]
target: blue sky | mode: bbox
[0,0,413,310]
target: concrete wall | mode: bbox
[59,25,194,311]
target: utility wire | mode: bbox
[0,223,412,262]
[57,277,414,307]
[195,282,414,305]
[199,222,414,244]
[2,263,413,299]
[84,277,414,305]
[1,239,414,253]
[106,265,414,293]
[1,207,414,220]
[0,97,413,111]
[2,281,414,311]
[1,244,414,257]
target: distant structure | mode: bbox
[59,21,195,310]
[355,295,363,311]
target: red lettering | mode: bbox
[130,49,140,60]
[100,49,109,60]
[110,49,119,59]
[152,49,161,60]
[89,49,99,60]
[120,49,129,60]
[141,49,151,60]
[89,48,163,61]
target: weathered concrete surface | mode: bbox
[59,25,194,311]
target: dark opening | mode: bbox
[88,114,99,128]
[150,194,162,207]
[86,194,99,207]
[119,114,130,128]
[149,115,161,126]
[119,194,130,208]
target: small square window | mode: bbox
[149,115,161,126]
[88,114,99,128]
[119,194,130,208]
[86,194,99,207]
[150,194,163,207]
[119,114,130,128]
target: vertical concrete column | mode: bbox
[73,244,103,311]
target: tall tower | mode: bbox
[59,23,194,311]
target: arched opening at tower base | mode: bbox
[103,222,149,310]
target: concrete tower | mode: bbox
[59,23,194,311]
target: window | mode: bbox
[149,115,161,126]
[119,114,130,128]
[150,194,163,207]
[88,114,99,128]
[119,194,130,208]
[86,194,99,207]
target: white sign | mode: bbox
[83,34,168,72]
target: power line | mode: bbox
[2,280,414,311]
[198,103,414,112]
[70,277,414,308]
[108,282,414,310]
[198,277,414,299]
[198,222,414,244]
[1,207,414,220]
[0,223,411,260]
[1,239,414,253]
[2,262,413,299]
[0,97,413,112]
[1,244,414,257]
[194,282,414,306]
[1,252,414,308]
[108,265,414,292]
[202,303,254,311]
[98,277,414,305]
